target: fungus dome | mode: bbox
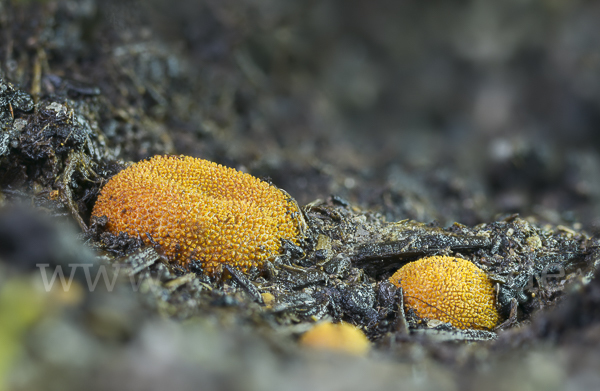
[389,256,499,330]
[92,155,302,277]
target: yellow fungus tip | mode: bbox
[299,322,370,355]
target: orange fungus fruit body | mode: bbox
[389,256,499,330]
[300,322,370,356]
[92,155,302,277]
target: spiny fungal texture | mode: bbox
[92,155,303,277]
[389,256,499,330]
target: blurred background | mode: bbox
[120,0,600,229]
[4,0,600,228]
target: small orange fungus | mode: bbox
[389,256,499,330]
[92,155,303,276]
[300,322,370,355]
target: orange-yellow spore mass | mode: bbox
[389,256,499,330]
[92,155,301,276]
[299,322,370,356]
